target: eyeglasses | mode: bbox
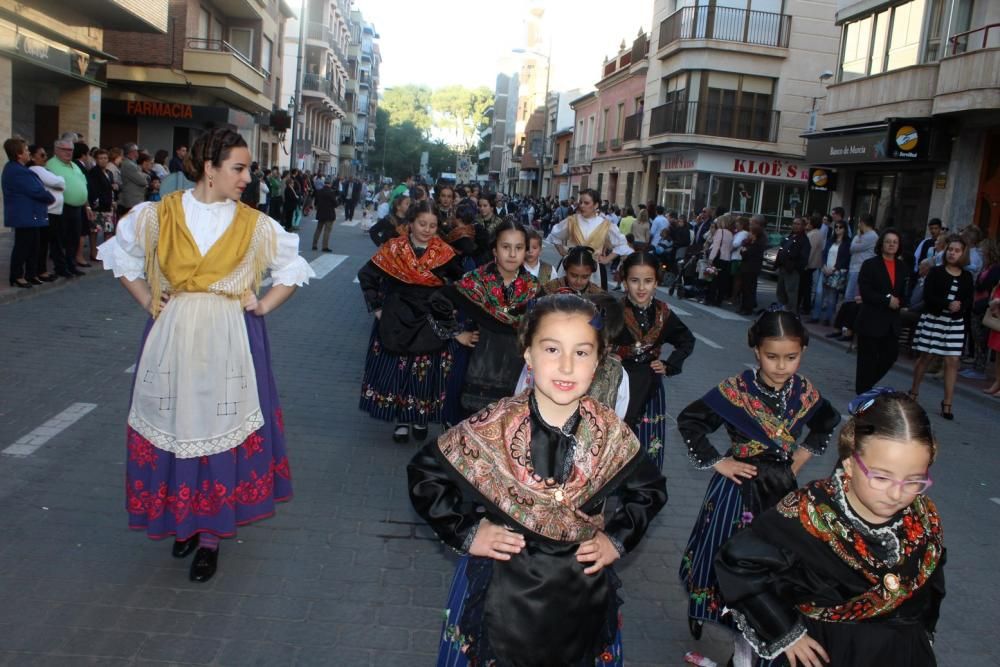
[852,453,933,495]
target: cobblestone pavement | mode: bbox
[0,212,997,666]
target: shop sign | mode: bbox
[126,100,194,119]
[102,98,229,125]
[806,129,888,164]
[808,168,837,191]
[887,119,930,160]
[0,19,106,85]
[661,150,808,182]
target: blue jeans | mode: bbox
[819,284,842,324]
[810,268,825,320]
[844,270,861,301]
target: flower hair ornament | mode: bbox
[848,386,898,416]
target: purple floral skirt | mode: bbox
[125,313,292,540]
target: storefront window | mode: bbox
[707,175,760,217]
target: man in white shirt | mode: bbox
[650,205,669,245]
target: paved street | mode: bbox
[0,212,997,667]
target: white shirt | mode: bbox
[524,261,541,278]
[731,229,749,260]
[97,190,315,286]
[546,213,633,257]
[29,165,65,214]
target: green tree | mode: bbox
[381,85,432,136]
[431,85,495,150]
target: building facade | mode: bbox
[806,0,1000,244]
[1,0,168,151]
[102,0,293,167]
[487,71,519,192]
[587,32,649,210]
[510,4,550,197]
[346,8,380,178]
[569,91,599,196]
[280,0,351,175]
[637,0,839,232]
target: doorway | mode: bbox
[34,105,59,151]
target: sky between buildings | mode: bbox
[361,0,652,94]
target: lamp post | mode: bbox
[512,46,551,198]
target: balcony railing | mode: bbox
[649,101,779,143]
[596,140,607,153]
[623,111,642,141]
[631,33,649,63]
[659,6,790,49]
[186,39,263,76]
[303,73,333,97]
[571,144,591,164]
[948,22,1000,55]
[610,137,622,150]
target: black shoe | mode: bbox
[38,274,58,282]
[688,618,703,640]
[55,271,73,278]
[411,424,429,441]
[392,425,409,444]
[172,535,199,558]
[940,402,954,421]
[311,245,318,250]
[9,279,32,289]
[28,277,44,285]
[189,546,219,582]
[70,268,86,276]
[322,248,333,252]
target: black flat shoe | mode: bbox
[411,424,429,441]
[9,279,32,289]
[392,425,409,444]
[189,547,219,582]
[172,536,199,558]
[688,618,703,640]
[38,274,58,282]
[28,277,44,285]
[70,268,86,276]
[940,401,954,420]
[322,248,333,252]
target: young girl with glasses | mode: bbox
[716,389,944,667]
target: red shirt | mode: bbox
[884,258,896,289]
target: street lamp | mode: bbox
[512,46,551,198]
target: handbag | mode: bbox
[823,269,847,291]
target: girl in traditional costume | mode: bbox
[444,220,539,420]
[547,188,632,290]
[542,245,605,296]
[368,192,410,246]
[612,251,695,469]
[443,198,489,273]
[98,129,314,582]
[676,308,840,650]
[357,200,468,444]
[409,293,668,666]
[716,389,945,667]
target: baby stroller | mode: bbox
[676,248,710,301]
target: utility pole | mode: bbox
[289,0,306,169]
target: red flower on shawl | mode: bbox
[460,276,475,289]
[903,514,924,542]
[490,286,503,298]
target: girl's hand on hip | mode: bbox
[713,458,757,485]
[468,519,525,561]
[576,531,621,575]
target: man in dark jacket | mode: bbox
[312,179,339,251]
[775,216,811,313]
[342,178,361,221]
[241,162,261,208]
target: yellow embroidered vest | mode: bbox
[139,191,276,316]
[566,214,612,253]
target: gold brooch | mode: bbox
[883,573,900,592]
[554,489,565,502]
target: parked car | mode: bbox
[761,232,783,275]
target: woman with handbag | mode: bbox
[813,218,851,325]
[909,235,974,418]
[358,200,467,443]
[983,283,1000,396]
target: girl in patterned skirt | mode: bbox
[676,308,840,655]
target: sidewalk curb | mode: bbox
[807,323,1000,411]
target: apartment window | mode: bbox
[837,0,952,80]
[662,72,688,105]
[261,35,273,74]
[197,7,210,39]
[634,96,644,113]
[601,108,609,141]
[230,27,254,61]
[211,16,223,42]
[616,102,625,138]
[702,72,774,141]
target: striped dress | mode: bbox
[912,267,970,357]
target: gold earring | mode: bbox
[208,175,214,188]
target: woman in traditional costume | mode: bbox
[716,389,944,667]
[409,294,668,666]
[444,220,539,420]
[357,200,469,444]
[542,245,604,296]
[676,308,840,650]
[613,252,695,469]
[98,128,314,582]
[547,188,632,290]
[368,193,410,246]
[442,198,489,273]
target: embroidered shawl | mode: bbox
[702,370,821,458]
[437,392,641,542]
[614,298,670,360]
[141,191,273,317]
[454,262,538,326]
[445,223,477,244]
[372,235,456,287]
[778,472,944,622]
[567,214,612,253]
